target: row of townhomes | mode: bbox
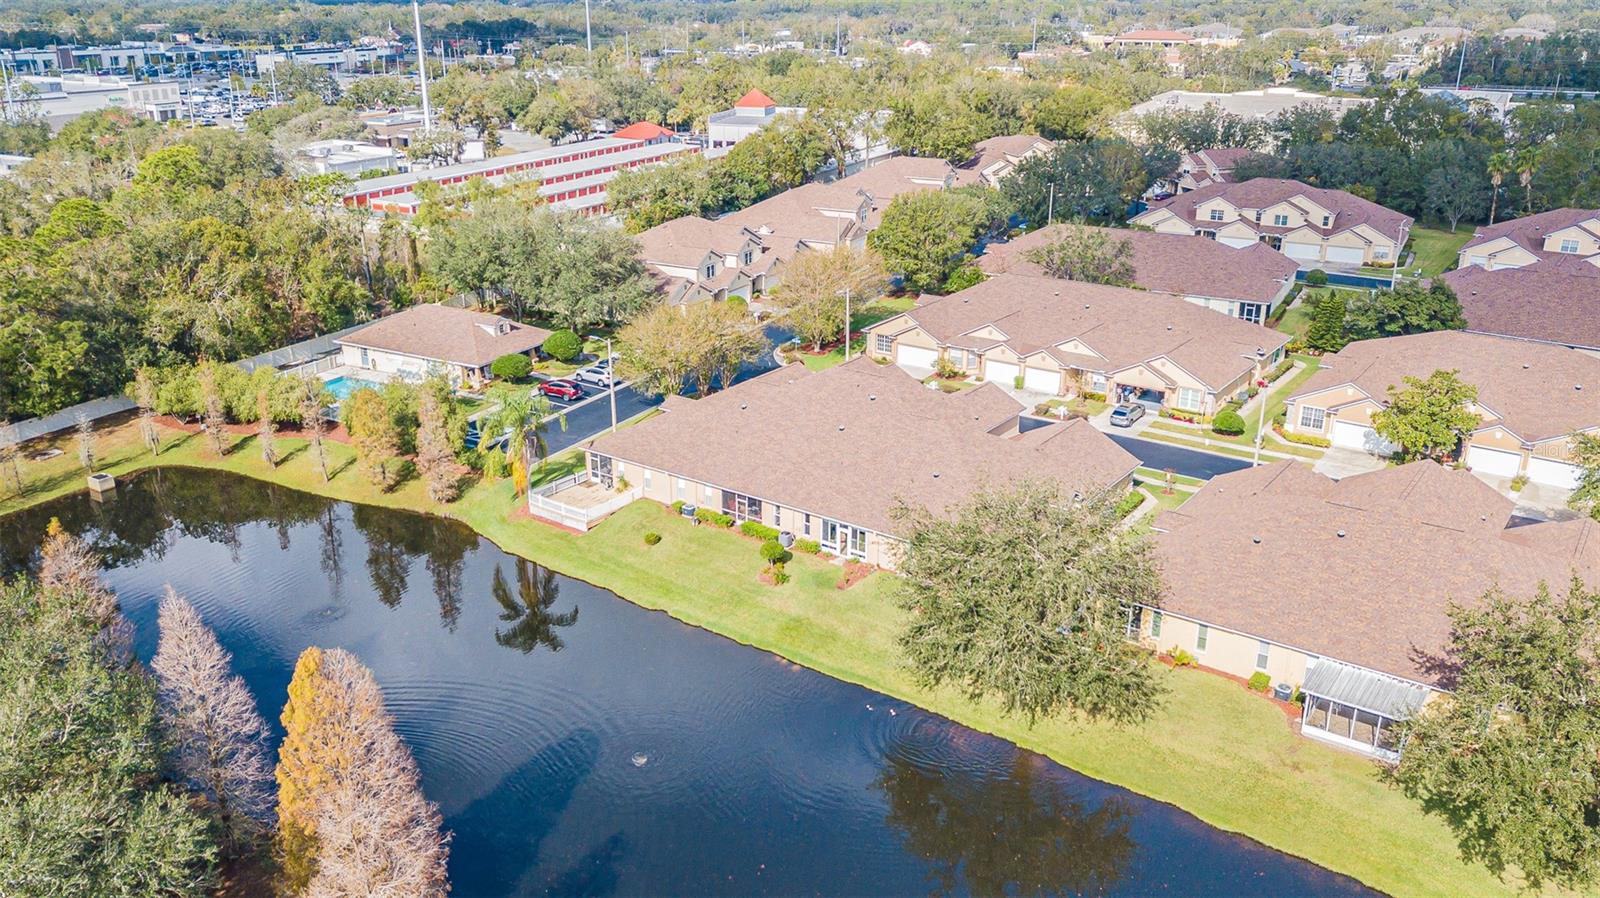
[1131,177,1413,269]
[499,131,1599,762]
[862,273,1288,415]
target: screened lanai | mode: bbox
[1299,659,1433,760]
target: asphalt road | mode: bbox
[543,384,662,454]
[1107,434,1254,481]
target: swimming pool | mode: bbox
[323,375,384,402]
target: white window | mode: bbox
[704,485,715,503]
[1299,406,1326,430]
[1321,214,1331,227]
[1560,238,1581,254]
[1196,624,1209,652]
[1176,387,1204,411]
[1272,213,1290,227]
[743,251,754,265]
[1373,247,1390,260]
[1208,208,1225,222]
[803,513,812,536]
[1469,255,1487,267]
[774,506,782,528]
[875,334,894,354]
[1090,374,1108,391]
[643,469,652,490]
[1151,611,1163,638]
[676,477,687,500]
[1256,639,1270,670]
[703,264,716,279]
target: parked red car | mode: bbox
[538,379,584,401]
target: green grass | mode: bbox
[0,416,1532,898]
[1406,226,1473,278]
[797,297,919,371]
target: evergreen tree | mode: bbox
[1305,292,1348,353]
[415,386,459,503]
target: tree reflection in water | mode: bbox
[490,558,579,654]
[877,748,1134,897]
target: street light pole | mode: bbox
[842,286,852,363]
[606,336,617,433]
[1251,347,1266,467]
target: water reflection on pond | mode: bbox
[0,469,1378,898]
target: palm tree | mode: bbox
[490,559,578,654]
[1486,151,1510,225]
[483,384,566,494]
[1514,146,1542,215]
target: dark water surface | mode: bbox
[1,469,1379,898]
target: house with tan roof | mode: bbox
[1143,460,1600,758]
[1442,209,1600,353]
[335,305,553,388]
[1130,178,1412,269]
[634,216,784,306]
[976,226,1298,323]
[1152,147,1260,195]
[952,134,1054,188]
[559,357,1138,567]
[1282,330,1600,488]
[862,273,1288,414]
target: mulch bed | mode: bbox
[835,560,875,590]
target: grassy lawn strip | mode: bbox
[1405,226,1472,278]
[0,418,1521,897]
[1135,430,1266,461]
[799,296,918,371]
[1135,466,1206,487]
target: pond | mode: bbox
[0,469,1379,898]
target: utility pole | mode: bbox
[842,286,853,362]
[412,0,432,132]
[1047,184,1056,226]
[1454,35,1467,90]
[585,0,593,54]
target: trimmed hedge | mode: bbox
[542,329,582,362]
[1113,490,1145,519]
[1247,671,1272,693]
[1273,424,1332,448]
[739,520,780,541]
[793,538,821,555]
[490,353,532,380]
[1212,409,1247,436]
[695,508,735,528]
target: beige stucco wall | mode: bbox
[1545,225,1600,256]
[1141,609,1311,689]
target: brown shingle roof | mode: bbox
[586,357,1138,536]
[1442,259,1600,351]
[953,135,1054,186]
[896,273,1289,391]
[335,305,551,368]
[635,217,761,269]
[1155,461,1600,684]
[1460,207,1600,260]
[1289,330,1600,444]
[977,226,1298,304]
[1144,177,1412,242]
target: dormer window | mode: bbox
[1273,213,1290,227]
[1321,214,1331,227]
[743,251,753,265]
[1560,238,1581,254]
[1208,209,1225,222]
[704,264,717,279]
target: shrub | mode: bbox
[740,520,780,541]
[1509,474,1529,492]
[725,296,749,312]
[1273,424,1332,448]
[769,561,790,585]
[1013,375,1025,390]
[1290,686,1304,705]
[1305,268,1329,286]
[481,450,508,479]
[934,357,961,379]
[489,353,532,380]
[542,329,582,362]
[793,538,821,555]
[670,500,685,514]
[1113,490,1145,518]
[1082,391,1107,402]
[643,531,662,545]
[1170,648,1197,667]
[694,507,734,527]
[1212,409,1247,436]
[1268,358,1296,382]
[942,264,985,293]
[760,539,790,566]
[1247,671,1272,693]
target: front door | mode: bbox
[821,519,842,552]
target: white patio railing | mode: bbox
[527,471,641,532]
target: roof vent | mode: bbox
[1522,363,1530,369]
[868,394,877,401]
[1166,324,1173,330]
[1251,536,1261,544]
[740,403,748,409]
[1336,529,1346,538]
[837,424,845,431]
[1579,384,1585,391]
[932,471,941,479]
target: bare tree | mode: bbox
[134,367,162,456]
[75,412,95,471]
[152,588,276,851]
[300,378,329,483]
[198,361,228,458]
[279,647,450,898]
[768,245,887,351]
[38,518,130,660]
[414,387,459,503]
[0,423,24,498]
[257,388,278,468]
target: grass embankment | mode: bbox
[0,417,1523,898]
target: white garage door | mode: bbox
[896,345,939,368]
[1331,420,1399,456]
[1527,456,1581,489]
[1326,245,1365,265]
[985,360,1020,385]
[1023,367,1060,394]
[1466,445,1522,478]
[1282,240,1322,262]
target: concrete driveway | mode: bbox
[1313,448,1387,481]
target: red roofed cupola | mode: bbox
[734,88,777,110]
[613,121,674,142]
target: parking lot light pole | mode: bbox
[589,334,618,433]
